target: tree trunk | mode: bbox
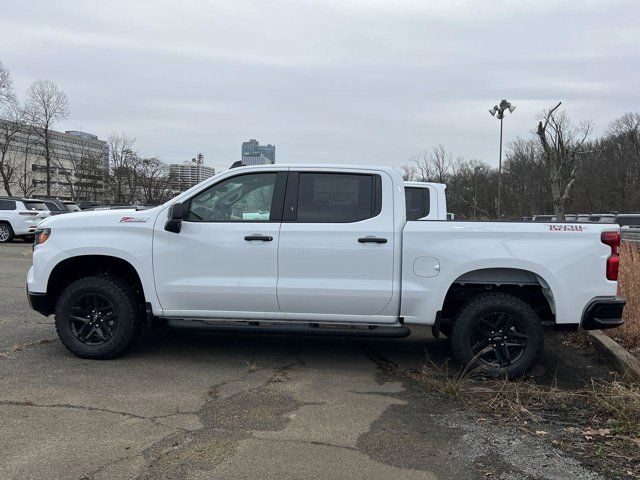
[0,155,12,196]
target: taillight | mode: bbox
[34,228,51,246]
[601,231,620,281]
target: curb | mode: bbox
[588,330,640,383]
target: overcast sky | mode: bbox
[2,0,638,173]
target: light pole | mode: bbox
[489,99,515,220]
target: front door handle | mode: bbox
[358,237,387,244]
[245,234,273,242]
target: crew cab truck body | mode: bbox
[27,165,625,377]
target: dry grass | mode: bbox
[609,242,640,352]
[408,360,640,477]
[0,337,55,358]
[246,361,257,373]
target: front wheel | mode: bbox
[450,292,544,378]
[55,276,144,359]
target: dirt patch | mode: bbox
[377,334,640,480]
[359,363,606,480]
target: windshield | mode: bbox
[23,201,48,211]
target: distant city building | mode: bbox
[66,130,110,173]
[241,139,275,165]
[169,155,216,191]
[0,119,109,200]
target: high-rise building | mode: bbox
[169,156,216,191]
[241,139,275,165]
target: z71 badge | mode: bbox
[119,216,149,223]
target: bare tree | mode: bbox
[25,80,70,196]
[56,142,105,201]
[0,101,26,196]
[14,125,38,198]
[400,164,418,181]
[430,145,452,184]
[0,61,15,106]
[137,157,173,204]
[536,102,591,221]
[107,133,138,203]
[412,145,453,183]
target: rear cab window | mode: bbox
[404,187,430,220]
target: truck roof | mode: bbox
[229,164,403,174]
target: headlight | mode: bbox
[34,228,51,246]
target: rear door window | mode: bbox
[294,173,381,223]
[404,187,430,220]
[0,200,16,210]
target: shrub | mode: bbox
[609,242,640,350]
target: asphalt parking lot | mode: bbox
[0,242,614,479]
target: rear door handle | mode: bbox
[244,234,273,242]
[358,237,387,244]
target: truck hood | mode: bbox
[38,207,162,229]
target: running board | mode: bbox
[165,319,411,338]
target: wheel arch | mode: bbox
[439,267,557,328]
[44,255,146,315]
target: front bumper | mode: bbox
[26,288,51,316]
[581,296,626,330]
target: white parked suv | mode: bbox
[0,197,50,243]
[26,165,625,377]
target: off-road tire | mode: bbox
[0,222,14,243]
[55,275,144,359]
[450,292,544,378]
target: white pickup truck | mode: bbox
[27,165,625,377]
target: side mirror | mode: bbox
[165,202,185,233]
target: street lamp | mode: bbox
[489,99,516,220]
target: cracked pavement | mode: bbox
[0,243,609,479]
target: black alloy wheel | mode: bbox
[470,311,528,367]
[55,275,144,359]
[69,293,117,345]
[450,292,544,378]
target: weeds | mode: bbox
[410,357,640,478]
[610,242,640,352]
[269,371,289,383]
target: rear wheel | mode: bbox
[0,223,14,243]
[450,292,544,378]
[55,276,144,359]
